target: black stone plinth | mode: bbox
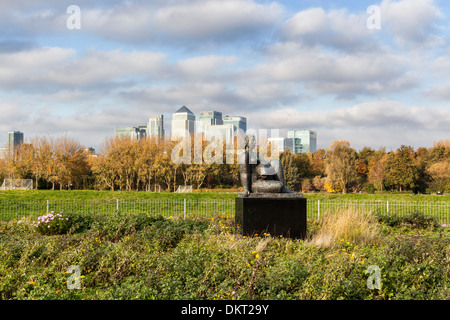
[235,195,307,239]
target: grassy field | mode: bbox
[1,190,448,223]
[1,208,449,300]
[0,189,449,202]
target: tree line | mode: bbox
[0,135,448,194]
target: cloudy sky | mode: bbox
[0,0,449,152]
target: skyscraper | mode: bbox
[114,127,146,141]
[147,114,165,139]
[223,116,247,133]
[7,131,23,159]
[287,130,317,154]
[171,106,195,139]
[197,111,223,135]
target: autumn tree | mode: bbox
[325,141,358,194]
[368,153,388,191]
[92,136,135,191]
[294,153,311,178]
[312,175,326,192]
[308,149,326,177]
[384,145,419,192]
[427,161,450,193]
[52,137,90,190]
[280,149,300,191]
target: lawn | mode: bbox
[1,208,449,300]
[0,189,448,202]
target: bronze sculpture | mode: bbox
[239,135,297,197]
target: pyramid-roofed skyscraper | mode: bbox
[171,106,195,138]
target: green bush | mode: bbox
[33,212,71,235]
[401,211,440,230]
[90,213,166,241]
[375,211,440,230]
[375,212,403,227]
[367,184,375,194]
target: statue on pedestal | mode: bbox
[239,135,297,197]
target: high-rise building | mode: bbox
[171,106,195,139]
[7,131,23,159]
[287,130,317,154]
[147,114,165,139]
[115,127,146,141]
[223,116,247,133]
[197,111,223,135]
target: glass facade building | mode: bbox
[7,131,24,158]
[222,116,247,133]
[197,111,223,135]
[114,127,146,141]
[287,130,317,154]
[147,114,165,139]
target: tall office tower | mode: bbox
[287,130,317,154]
[147,114,165,139]
[114,127,146,141]
[7,131,24,159]
[197,111,223,135]
[223,116,247,133]
[171,106,195,139]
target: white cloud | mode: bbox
[245,40,414,98]
[0,47,168,90]
[280,7,373,51]
[154,0,283,39]
[175,55,239,79]
[380,0,444,46]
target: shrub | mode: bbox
[33,212,71,235]
[374,212,403,227]
[375,211,440,230]
[401,211,440,230]
[366,184,375,194]
[64,212,96,234]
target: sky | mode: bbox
[0,0,449,152]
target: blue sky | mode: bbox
[0,0,449,152]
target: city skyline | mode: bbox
[0,1,449,152]
[113,106,319,155]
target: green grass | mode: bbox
[1,210,449,300]
[0,190,238,201]
[302,192,450,202]
[0,189,448,202]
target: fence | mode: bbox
[311,200,450,224]
[1,199,449,225]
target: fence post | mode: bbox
[46,200,49,214]
[116,199,119,213]
[318,200,320,219]
[387,201,389,214]
[184,198,186,219]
